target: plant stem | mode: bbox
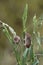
[2,26,20,65]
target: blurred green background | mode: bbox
[0,0,43,65]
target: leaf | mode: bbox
[32,56,39,65]
[35,32,41,49]
[2,26,13,45]
[29,45,34,62]
[21,48,29,65]
[33,15,38,32]
[23,48,29,59]
[33,15,37,26]
[33,60,39,65]
[22,3,28,31]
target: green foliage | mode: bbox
[22,3,28,32]
[0,3,43,65]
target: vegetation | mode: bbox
[0,3,43,65]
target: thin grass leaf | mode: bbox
[29,45,34,62]
[23,48,29,59]
[36,32,41,46]
[33,15,37,32]
[32,56,39,65]
[2,23,20,65]
[2,26,13,45]
[21,48,29,65]
[22,3,28,32]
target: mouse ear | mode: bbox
[13,35,21,44]
[24,32,31,48]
